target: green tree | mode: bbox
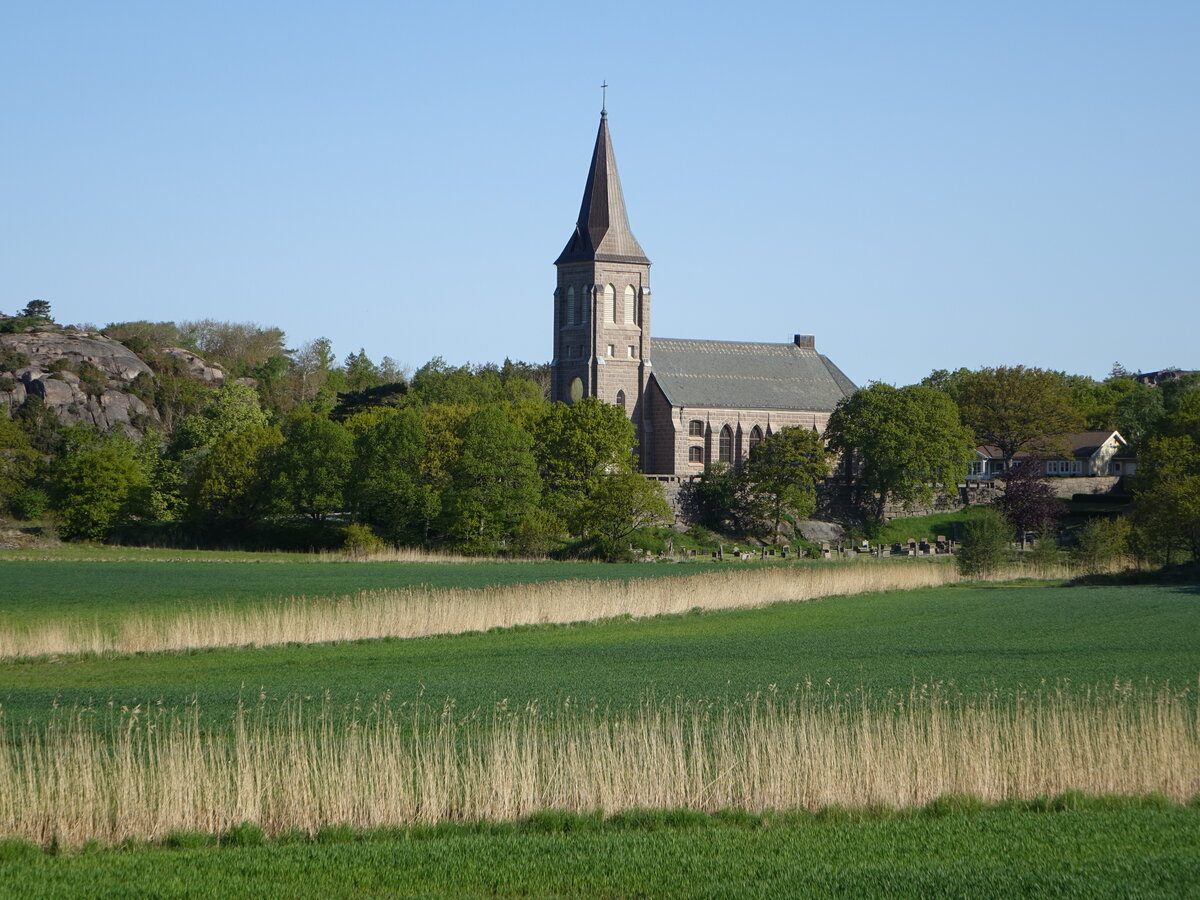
[343,349,383,393]
[0,417,39,512]
[273,412,353,521]
[168,383,269,465]
[957,366,1082,467]
[1071,517,1133,574]
[740,426,831,539]
[533,397,636,527]
[20,300,52,321]
[825,383,975,525]
[350,407,441,544]
[1132,435,1200,563]
[186,422,283,526]
[575,471,671,560]
[50,441,148,541]
[442,406,540,554]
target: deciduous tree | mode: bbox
[740,426,831,539]
[825,383,975,525]
[957,366,1082,467]
[273,412,353,521]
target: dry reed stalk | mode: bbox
[0,686,1194,847]
[0,561,1073,660]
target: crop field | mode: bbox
[1,554,1197,896]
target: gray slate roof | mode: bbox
[649,337,857,411]
[555,112,650,266]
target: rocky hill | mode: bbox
[0,321,224,438]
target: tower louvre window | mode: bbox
[623,285,636,325]
[565,286,576,326]
[604,284,616,323]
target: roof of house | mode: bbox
[648,337,857,411]
[976,430,1131,460]
[554,112,650,266]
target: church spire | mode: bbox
[555,112,650,266]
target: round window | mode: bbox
[569,377,584,403]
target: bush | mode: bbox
[0,349,30,371]
[343,522,384,557]
[956,507,1012,577]
[9,487,48,521]
[1071,517,1132,574]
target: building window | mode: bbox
[616,390,626,410]
[603,284,616,323]
[748,426,763,454]
[718,425,733,464]
[628,345,636,358]
[607,344,614,357]
[689,419,704,437]
[569,377,583,403]
[623,285,636,325]
[565,286,576,326]
[688,446,703,463]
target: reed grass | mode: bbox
[1,685,1194,848]
[0,560,1076,660]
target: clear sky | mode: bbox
[3,1,1197,387]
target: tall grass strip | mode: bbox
[0,685,1194,847]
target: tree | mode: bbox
[50,441,148,541]
[273,412,353,521]
[575,471,671,560]
[994,458,1061,548]
[533,397,636,526]
[1132,435,1200,564]
[168,383,269,465]
[825,383,975,524]
[0,417,39,512]
[957,366,1082,467]
[349,407,440,544]
[186,422,283,526]
[177,319,286,375]
[740,426,831,539]
[20,300,52,321]
[343,349,382,393]
[441,406,540,554]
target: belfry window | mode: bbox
[603,284,616,323]
[565,286,576,326]
[718,426,733,464]
[623,285,636,325]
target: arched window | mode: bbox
[603,284,616,323]
[748,426,763,454]
[616,390,626,410]
[688,446,703,463]
[719,426,733,464]
[565,286,576,326]
[689,419,704,437]
[623,285,636,325]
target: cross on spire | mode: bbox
[601,80,608,115]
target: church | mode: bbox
[551,110,857,477]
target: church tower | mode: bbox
[551,109,652,462]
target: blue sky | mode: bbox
[3,1,1197,387]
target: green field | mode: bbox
[3,555,1197,896]
[0,557,707,629]
[2,806,1197,899]
[1,577,1196,727]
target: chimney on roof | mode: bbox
[794,334,815,350]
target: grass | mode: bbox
[0,581,1196,728]
[0,556,716,630]
[875,507,990,545]
[0,558,976,657]
[0,807,1197,897]
[1,687,1196,846]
